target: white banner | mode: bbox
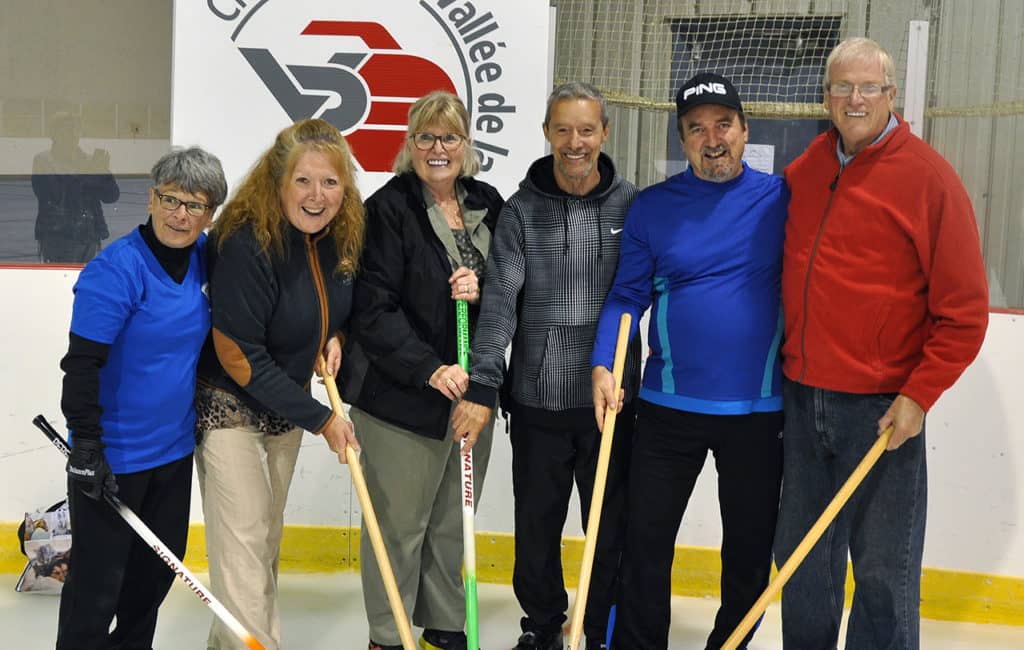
[172,0,551,199]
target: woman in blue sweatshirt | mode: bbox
[57,147,226,650]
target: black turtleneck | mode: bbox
[139,216,195,284]
[534,154,615,198]
[61,218,199,441]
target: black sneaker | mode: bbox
[585,639,608,650]
[369,641,403,650]
[420,628,469,650]
[514,629,564,650]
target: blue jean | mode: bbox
[775,381,927,650]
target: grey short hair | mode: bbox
[151,147,228,207]
[544,82,609,128]
[823,37,896,93]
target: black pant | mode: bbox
[612,401,783,650]
[39,236,100,264]
[509,401,634,640]
[57,454,193,650]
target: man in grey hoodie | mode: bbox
[452,82,641,650]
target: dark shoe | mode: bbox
[585,639,607,650]
[515,629,563,650]
[420,628,469,650]
[369,641,403,650]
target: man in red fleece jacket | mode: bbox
[776,37,988,650]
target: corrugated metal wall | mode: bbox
[928,0,1024,307]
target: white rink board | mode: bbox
[1,267,1022,579]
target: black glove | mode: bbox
[67,437,118,500]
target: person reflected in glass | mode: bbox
[32,111,120,263]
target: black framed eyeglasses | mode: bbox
[154,190,210,217]
[410,132,465,151]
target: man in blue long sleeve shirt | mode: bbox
[591,73,788,649]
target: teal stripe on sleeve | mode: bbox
[654,276,674,393]
[761,308,784,398]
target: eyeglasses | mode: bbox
[828,82,893,98]
[154,190,211,217]
[411,132,465,151]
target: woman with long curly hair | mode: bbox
[194,118,364,650]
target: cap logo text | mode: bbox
[683,82,727,100]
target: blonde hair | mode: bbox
[392,91,480,177]
[823,37,896,92]
[213,119,364,276]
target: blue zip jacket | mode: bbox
[592,163,788,415]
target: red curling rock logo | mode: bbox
[240,21,456,172]
[208,0,518,176]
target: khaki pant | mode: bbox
[352,406,494,645]
[195,425,303,650]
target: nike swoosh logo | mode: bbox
[610,228,623,235]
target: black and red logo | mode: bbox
[240,21,456,172]
[206,0,519,177]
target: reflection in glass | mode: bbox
[31,112,120,263]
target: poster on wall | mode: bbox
[172,0,551,199]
